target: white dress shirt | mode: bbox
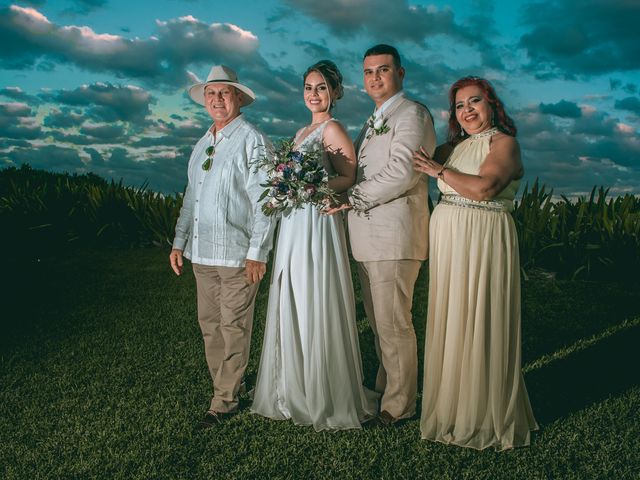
[172,114,276,267]
[366,90,405,137]
[375,90,405,117]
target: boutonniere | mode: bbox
[366,114,390,139]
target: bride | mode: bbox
[251,60,378,430]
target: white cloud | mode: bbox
[0,6,261,87]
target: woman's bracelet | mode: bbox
[437,166,447,179]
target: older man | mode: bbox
[170,65,275,428]
[348,45,436,426]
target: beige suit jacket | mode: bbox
[348,95,436,262]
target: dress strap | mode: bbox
[293,127,306,146]
[295,119,334,148]
[317,118,337,139]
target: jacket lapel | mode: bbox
[355,122,369,155]
[381,95,405,120]
[357,96,407,156]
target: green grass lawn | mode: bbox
[1,249,639,479]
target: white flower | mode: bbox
[366,114,390,139]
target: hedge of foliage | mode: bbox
[0,165,180,251]
[513,180,640,280]
[2,165,639,280]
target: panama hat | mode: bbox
[188,65,256,107]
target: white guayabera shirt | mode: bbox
[172,114,276,267]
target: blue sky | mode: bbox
[1,0,638,196]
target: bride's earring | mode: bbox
[326,95,334,113]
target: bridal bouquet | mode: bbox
[254,138,338,216]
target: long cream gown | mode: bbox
[420,127,538,450]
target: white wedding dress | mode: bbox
[251,120,378,430]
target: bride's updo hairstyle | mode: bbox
[303,60,344,109]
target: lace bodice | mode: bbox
[294,119,336,175]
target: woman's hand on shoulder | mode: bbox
[413,142,452,178]
[413,146,442,178]
[433,143,454,165]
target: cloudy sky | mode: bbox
[1,0,638,196]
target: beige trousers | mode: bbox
[358,259,422,419]
[192,263,260,413]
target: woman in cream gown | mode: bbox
[251,61,377,431]
[413,76,538,450]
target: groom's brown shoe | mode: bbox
[367,410,409,428]
[196,410,237,430]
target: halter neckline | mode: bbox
[470,127,500,140]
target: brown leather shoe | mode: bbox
[238,381,247,396]
[365,410,398,429]
[196,410,237,430]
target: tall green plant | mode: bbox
[514,180,640,280]
[3,166,639,280]
[0,165,184,253]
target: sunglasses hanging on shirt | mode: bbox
[202,145,215,171]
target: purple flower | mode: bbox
[289,151,304,163]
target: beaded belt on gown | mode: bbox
[438,194,511,212]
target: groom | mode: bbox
[348,44,436,425]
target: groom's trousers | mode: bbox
[193,263,260,413]
[357,259,422,420]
